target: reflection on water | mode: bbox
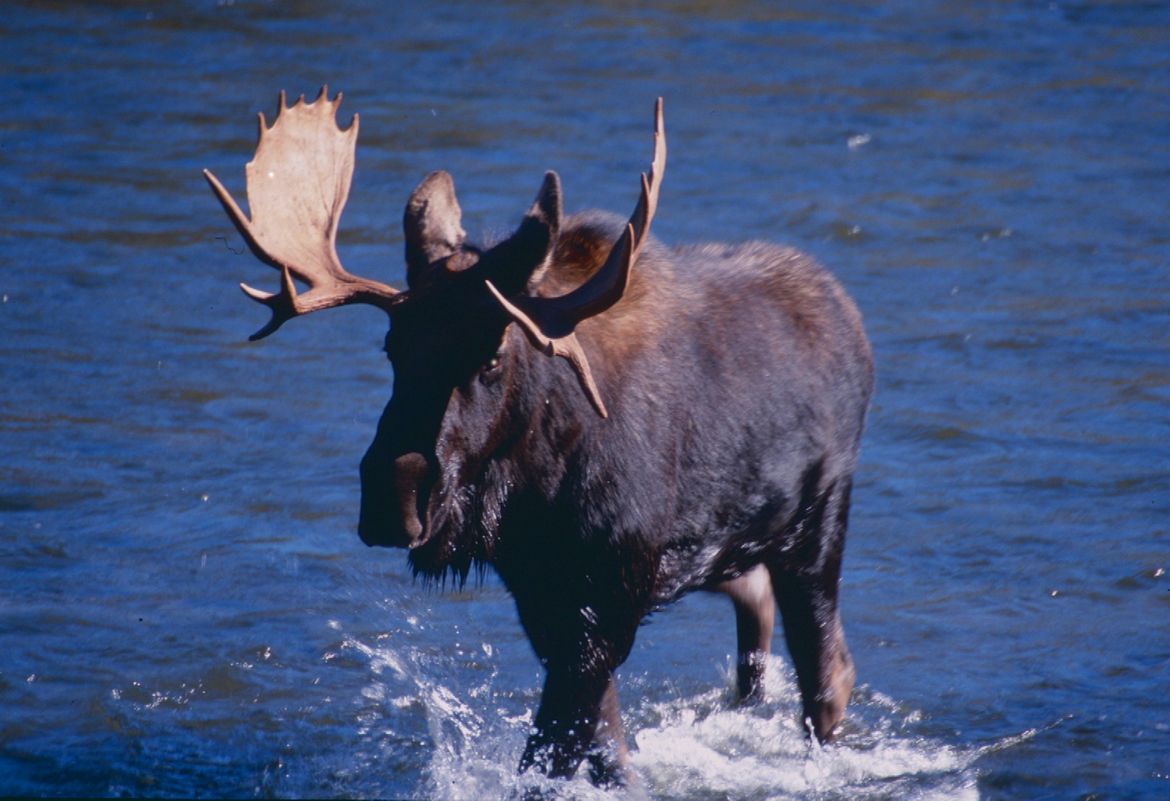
[2,0,1169,798]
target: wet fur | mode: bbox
[517,211,872,602]
[391,208,872,781]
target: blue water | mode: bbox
[2,1,1168,798]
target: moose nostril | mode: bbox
[394,453,429,488]
[394,451,427,469]
[394,453,429,543]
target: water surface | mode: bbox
[2,1,1168,798]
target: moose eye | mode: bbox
[479,352,504,384]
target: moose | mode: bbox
[204,88,873,786]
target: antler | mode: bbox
[203,86,403,340]
[486,97,666,418]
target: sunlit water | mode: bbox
[2,1,1169,799]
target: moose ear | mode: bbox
[483,171,562,296]
[404,170,467,286]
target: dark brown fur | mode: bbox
[359,196,872,785]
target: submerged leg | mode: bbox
[585,676,632,787]
[520,668,635,787]
[772,578,854,741]
[771,478,856,742]
[715,565,775,701]
[520,667,610,780]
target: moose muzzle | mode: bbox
[358,449,430,548]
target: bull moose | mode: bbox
[204,88,874,786]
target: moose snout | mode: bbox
[358,449,430,548]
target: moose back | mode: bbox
[204,89,873,786]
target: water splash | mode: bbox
[624,657,978,801]
[336,631,985,801]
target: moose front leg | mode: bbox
[504,542,649,788]
[586,676,630,786]
[519,668,630,785]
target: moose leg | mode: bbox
[504,541,648,787]
[714,565,775,701]
[771,479,855,742]
[519,667,629,783]
[772,579,854,742]
[586,676,631,787]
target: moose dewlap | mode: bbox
[205,88,873,787]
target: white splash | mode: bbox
[337,634,982,801]
[625,657,977,801]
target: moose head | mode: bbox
[203,88,665,570]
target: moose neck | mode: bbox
[502,321,608,493]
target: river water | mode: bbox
[2,1,1168,799]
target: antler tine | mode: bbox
[570,97,663,323]
[485,98,667,418]
[205,167,279,271]
[204,87,402,339]
[517,97,665,335]
[236,262,406,341]
[239,265,299,341]
[630,97,666,256]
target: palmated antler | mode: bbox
[485,97,666,418]
[203,86,403,340]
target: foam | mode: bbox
[338,629,983,800]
